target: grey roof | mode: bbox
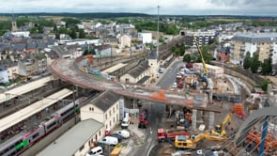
[137,76,150,84]
[27,42,37,49]
[233,33,277,43]
[38,119,103,156]
[91,90,120,112]
[12,43,26,51]
[127,60,149,78]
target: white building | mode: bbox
[148,51,160,80]
[120,35,132,48]
[138,33,152,44]
[81,90,121,131]
[37,119,104,156]
[11,31,30,38]
[65,39,101,46]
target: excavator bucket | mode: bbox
[151,90,166,101]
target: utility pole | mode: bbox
[157,5,160,60]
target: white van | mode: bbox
[86,146,103,156]
[121,113,129,129]
[98,136,118,146]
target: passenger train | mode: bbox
[0,101,80,156]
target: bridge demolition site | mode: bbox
[0,39,277,156]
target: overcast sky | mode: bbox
[1,0,277,16]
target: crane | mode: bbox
[195,43,208,75]
[195,43,210,89]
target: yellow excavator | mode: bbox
[211,113,232,137]
[174,114,232,149]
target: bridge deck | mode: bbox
[49,58,222,113]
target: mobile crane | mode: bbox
[195,43,210,89]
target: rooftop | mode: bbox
[233,33,277,43]
[127,60,149,78]
[91,90,120,112]
[38,119,103,156]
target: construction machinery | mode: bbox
[138,109,149,129]
[195,44,210,89]
[211,113,232,137]
[174,132,226,149]
[157,128,189,142]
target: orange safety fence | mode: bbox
[232,103,245,119]
[150,90,166,101]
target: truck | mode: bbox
[157,128,189,142]
[138,109,148,128]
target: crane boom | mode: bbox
[196,44,208,75]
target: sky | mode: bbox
[0,0,277,16]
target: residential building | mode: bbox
[181,30,216,47]
[81,90,121,131]
[37,119,104,156]
[231,33,277,65]
[119,35,132,48]
[138,33,152,44]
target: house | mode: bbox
[81,90,121,131]
[37,119,104,156]
[119,35,132,49]
[120,60,149,84]
[138,33,152,44]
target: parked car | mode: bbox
[98,136,118,146]
[111,134,124,142]
[86,146,103,156]
[114,130,130,139]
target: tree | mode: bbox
[261,80,269,92]
[198,45,213,64]
[250,53,261,73]
[183,54,191,63]
[69,29,77,39]
[243,52,251,69]
[261,58,272,75]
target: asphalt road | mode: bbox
[132,60,183,156]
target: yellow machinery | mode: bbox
[174,114,232,149]
[211,113,232,137]
[174,132,226,149]
[196,43,208,75]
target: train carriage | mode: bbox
[0,133,26,156]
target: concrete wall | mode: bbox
[22,117,79,156]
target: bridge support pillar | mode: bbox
[208,112,215,129]
[192,110,197,130]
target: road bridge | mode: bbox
[49,58,222,113]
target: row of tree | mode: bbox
[243,52,272,75]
